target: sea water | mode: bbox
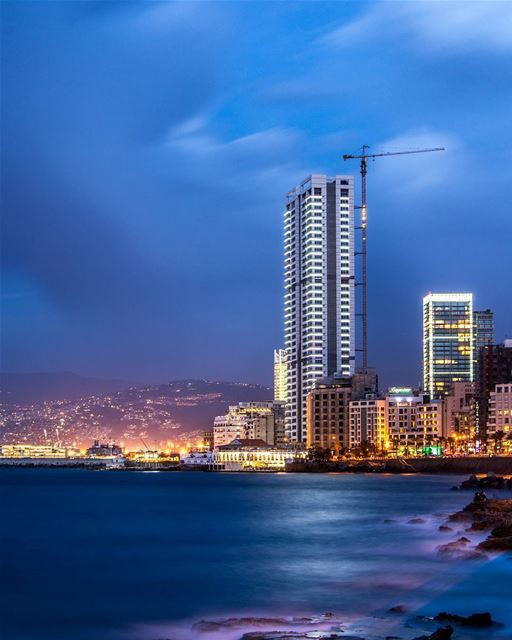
[1,469,511,639]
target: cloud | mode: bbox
[323,1,512,54]
[163,119,304,188]
[368,128,463,195]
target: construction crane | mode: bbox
[343,145,445,371]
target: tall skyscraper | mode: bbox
[273,349,287,403]
[284,174,355,442]
[423,293,474,399]
[473,308,494,380]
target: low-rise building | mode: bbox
[0,444,81,458]
[181,451,215,467]
[86,440,123,457]
[214,438,299,471]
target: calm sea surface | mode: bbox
[1,469,511,640]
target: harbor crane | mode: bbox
[343,145,445,371]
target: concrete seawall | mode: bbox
[286,456,512,474]
[404,456,512,474]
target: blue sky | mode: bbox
[1,1,511,387]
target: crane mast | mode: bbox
[343,145,445,371]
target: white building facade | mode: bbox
[487,383,512,437]
[284,175,355,443]
[213,402,285,449]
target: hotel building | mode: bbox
[284,175,355,443]
[423,293,474,399]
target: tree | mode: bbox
[492,430,505,455]
[307,446,332,464]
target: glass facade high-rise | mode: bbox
[473,308,494,381]
[423,293,474,399]
[284,175,355,443]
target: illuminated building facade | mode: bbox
[307,370,378,454]
[443,381,475,439]
[306,374,352,455]
[213,402,285,449]
[284,175,355,443]
[487,383,512,439]
[0,444,80,458]
[215,438,301,471]
[385,388,443,454]
[423,293,474,399]
[274,349,288,403]
[349,398,386,451]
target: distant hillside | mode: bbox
[0,372,134,405]
[0,376,273,447]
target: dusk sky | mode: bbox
[1,1,511,388]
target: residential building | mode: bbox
[349,398,387,452]
[385,388,443,455]
[423,292,474,398]
[274,349,287,402]
[443,381,475,440]
[487,383,512,439]
[306,374,352,455]
[215,438,301,471]
[473,309,494,380]
[307,370,379,454]
[284,175,355,443]
[477,342,512,441]
[213,402,285,449]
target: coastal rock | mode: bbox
[383,459,417,474]
[448,494,512,550]
[409,518,426,524]
[460,473,509,490]
[437,536,470,555]
[412,626,453,640]
[388,604,408,613]
[240,634,358,640]
[438,525,452,532]
[434,611,499,627]
[192,616,340,632]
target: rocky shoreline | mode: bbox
[448,492,512,552]
[187,608,503,640]
[184,490,511,640]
